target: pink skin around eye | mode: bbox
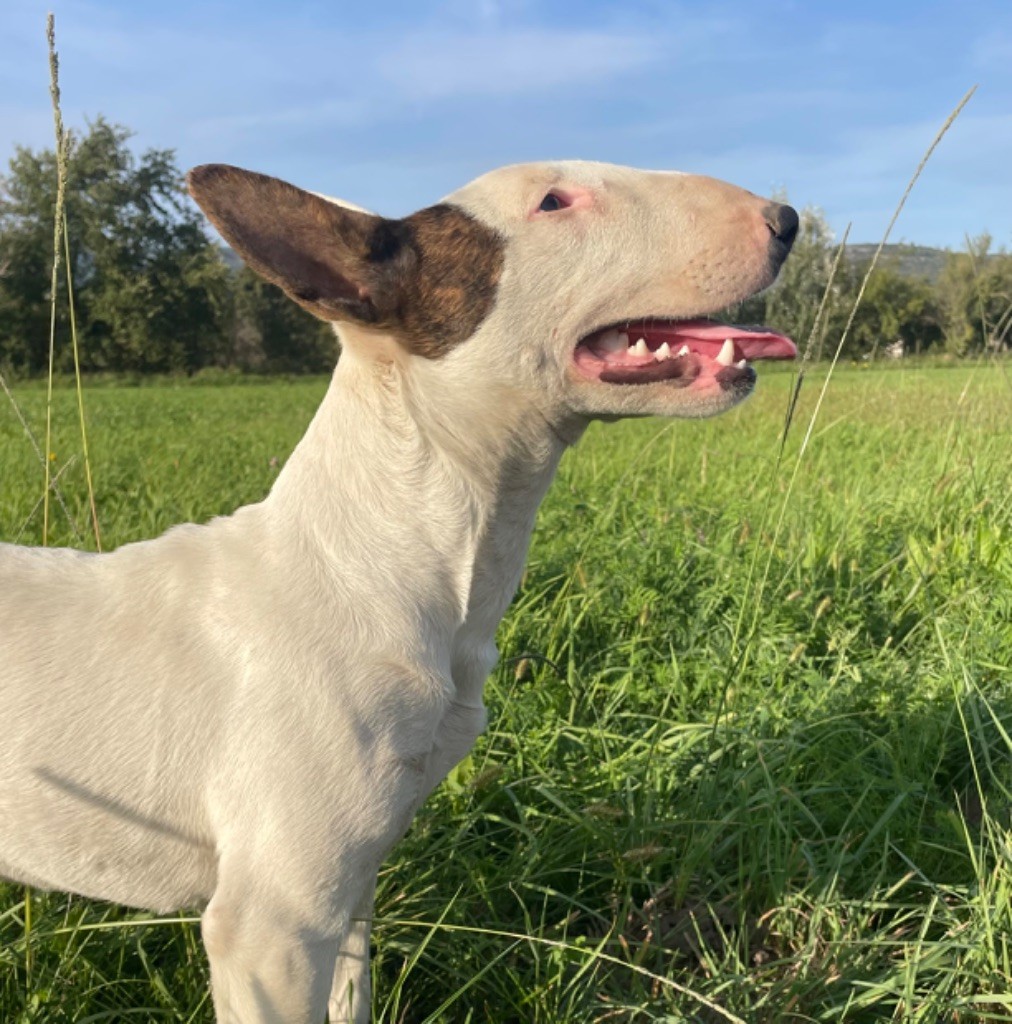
[528,186,596,219]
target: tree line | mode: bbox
[734,206,1012,360]
[1,119,1008,377]
[0,119,336,376]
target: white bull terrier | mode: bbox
[0,159,797,1022]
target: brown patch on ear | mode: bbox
[397,204,505,358]
[187,166,504,357]
[187,164,413,326]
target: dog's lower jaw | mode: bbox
[566,373,756,421]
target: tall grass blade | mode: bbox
[63,210,101,549]
[779,225,852,450]
[0,372,82,541]
[744,86,978,649]
[43,12,68,547]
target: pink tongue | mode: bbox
[655,319,797,360]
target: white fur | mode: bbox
[0,160,789,1022]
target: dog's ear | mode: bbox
[187,164,415,327]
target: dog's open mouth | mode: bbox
[574,319,797,390]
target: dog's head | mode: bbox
[188,161,796,429]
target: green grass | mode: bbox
[2,363,1010,1022]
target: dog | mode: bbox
[0,160,797,1022]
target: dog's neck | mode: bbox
[266,345,580,696]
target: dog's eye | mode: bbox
[538,192,568,213]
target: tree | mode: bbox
[0,118,230,374]
[845,263,942,358]
[0,145,54,372]
[936,236,1012,355]
[724,202,963,361]
[230,266,338,373]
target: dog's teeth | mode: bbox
[631,338,649,357]
[716,339,735,367]
[655,342,671,361]
[676,345,690,358]
[736,358,747,369]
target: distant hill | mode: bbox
[845,243,950,281]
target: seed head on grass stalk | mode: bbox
[41,14,101,551]
[0,14,83,545]
[19,9,103,989]
[43,12,67,549]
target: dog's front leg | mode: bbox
[328,876,375,1024]
[204,749,432,1023]
[205,840,405,1024]
[325,700,487,1024]
[203,875,343,1024]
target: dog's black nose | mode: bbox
[763,202,799,254]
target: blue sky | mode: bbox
[2,0,1010,248]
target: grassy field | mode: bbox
[1,363,1010,1022]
